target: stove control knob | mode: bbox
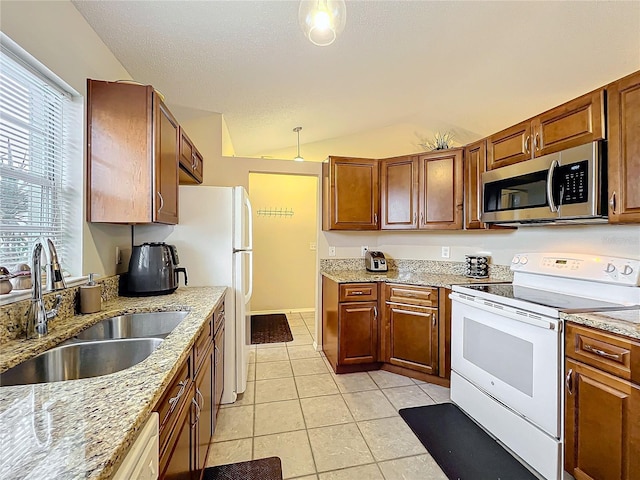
[520,256,528,265]
[604,263,616,273]
[512,256,520,264]
[621,265,634,276]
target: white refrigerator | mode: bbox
[163,186,253,404]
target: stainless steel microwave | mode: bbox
[481,142,607,225]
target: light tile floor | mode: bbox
[207,312,449,480]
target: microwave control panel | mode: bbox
[556,160,588,204]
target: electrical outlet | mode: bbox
[309,242,317,251]
[115,246,122,265]
[441,246,450,258]
[361,246,369,257]
[328,246,336,257]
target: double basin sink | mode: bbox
[0,311,189,387]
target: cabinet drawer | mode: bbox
[566,323,639,383]
[155,356,192,454]
[386,284,437,307]
[194,316,213,373]
[214,302,225,335]
[339,283,378,302]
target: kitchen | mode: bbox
[1,1,639,480]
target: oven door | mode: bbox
[450,292,562,437]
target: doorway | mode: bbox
[248,173,318,314]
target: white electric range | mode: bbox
[449,252,640,480]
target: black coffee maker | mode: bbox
[127,242,188,295]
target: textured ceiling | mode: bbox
[71,1,640,158]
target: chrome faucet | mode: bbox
[25,238,67,338]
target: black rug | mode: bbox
[251,314,293,344]
[399,403,537,480]
[202,457,282,480]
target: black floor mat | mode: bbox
[202,457,282,480]
[251,314,293,344]
[399,403,538,480]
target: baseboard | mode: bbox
[251,308,315,315]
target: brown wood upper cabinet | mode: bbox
[565,324,640,480]
[179,127,204,184]
[323,156,379,230]
[607,70,640,224]
[417,149,464,229]
[87,79,179,224]
[463,140,486,230]
[487,90,605,170]
[380,149,463,230]
[380,155,419,229]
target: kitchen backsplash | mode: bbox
[320,258,513,280]
[0,276,119,344]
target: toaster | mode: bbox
[365,251,388,272]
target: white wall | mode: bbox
[1,0,133,277]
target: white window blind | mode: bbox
[0,46,73,272]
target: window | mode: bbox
[0,40,75,273]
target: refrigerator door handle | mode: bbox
[245,250,253,302]
[245,194,253,251]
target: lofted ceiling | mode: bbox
[71,1,640,160]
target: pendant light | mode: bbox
[298,0,347,47]
[293,126,304,162]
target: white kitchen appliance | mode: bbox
[449,253,639,480]
[159,186,253,404]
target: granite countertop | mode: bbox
[562,309,640,340]
[0,286,226,480]
[320,269,508,289]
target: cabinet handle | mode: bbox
[432,313,436,326]
[565,369,573,395]
[214,345,220,365]
[374,306,378,318]
[351,291,364,295]
[420,213,424,225]
[534,132,540,151]
[192,153,197,170]
[583,344,621,361]
[609,192,616,214]
[524,135,531,154]
[374,213,378,225]
[168,380,187,410]
[196,387,204,409]
[191,397,200,427]
[157,192,164,212]
[413,212,417,224]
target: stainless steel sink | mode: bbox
[0,338,163,387]
[73,311,189,341]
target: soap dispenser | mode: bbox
[80,273,101,314]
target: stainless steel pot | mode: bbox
[127,243,187,295]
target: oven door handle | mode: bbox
[449,292,557,330]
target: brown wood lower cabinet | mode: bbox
[565,324,640,480]
[322,278,450,384]
[156,300,225,480]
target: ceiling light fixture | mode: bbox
[293,126,304,162]
[298,0,347,47]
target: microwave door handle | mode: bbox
[546,159,559,213]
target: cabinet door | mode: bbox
[338,302,378,365]
[565,359,640,480]
[463,140,486,229]
[323,157,379,230]
[385,304,438,375]
[417,149,463,229]
[193,346,213,478]
[380,156,418,229]
[608,71,640,223]
[533,90,605,157]
[178,128,204,185]
[160,386,194,480]
[214,325,225,424]
[487,120,532,170]
[155,98,179,224]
